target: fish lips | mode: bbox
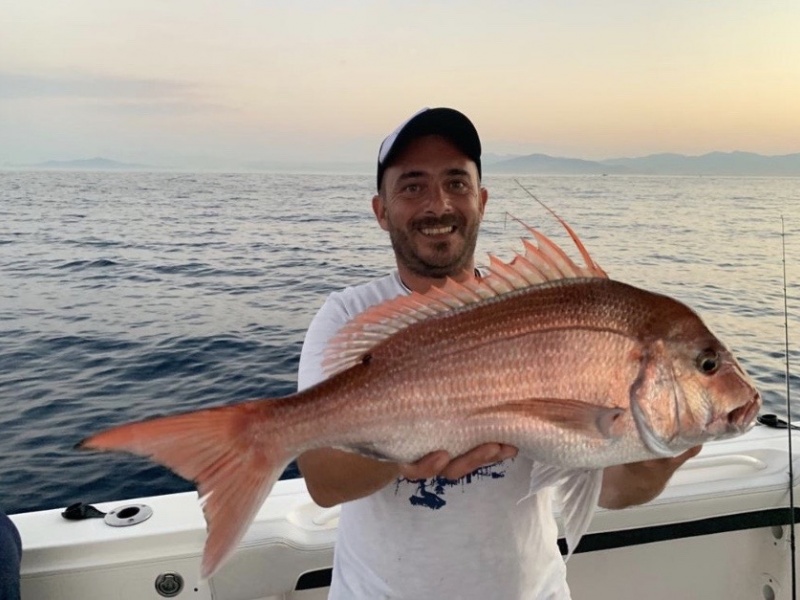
[706,392,762,439]
[729,393,762,432]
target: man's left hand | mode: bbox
[599,445,702,509]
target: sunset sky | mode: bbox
[2,0,799,168]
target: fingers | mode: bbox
[670,445,702,468]
[399,444,518,481]
[653,445,702,472]
[441,443,518,480]
[398,450,451,480]
[637,444,703,471]
[681,445,703,460]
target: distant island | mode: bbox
[24,157,155,171]
[485,151,800,177]
[6,151,800,176]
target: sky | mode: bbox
[2,0,800,169]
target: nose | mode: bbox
[424,185,454,216]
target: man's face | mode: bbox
[374,135,488,279]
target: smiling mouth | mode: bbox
[420,225,457,236]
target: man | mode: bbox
[296,107,699,599]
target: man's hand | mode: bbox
[599,445,702,509]
[400,444,519,481]
[300,443,519,508]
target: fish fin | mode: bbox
[523,462,570,500]
[510,181,608,278]
[522,464,603,559]
[473,398,626,439]
[556,468,604,560]
[322,217,608,379]
[78,399,294,578]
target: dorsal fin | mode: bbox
[321,215,608,379]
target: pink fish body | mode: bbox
[81,215,761,578]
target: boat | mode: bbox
[10,419,800,599]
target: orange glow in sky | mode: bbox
[2,0,799,167]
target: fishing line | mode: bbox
[782,215,796,600]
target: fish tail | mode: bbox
[78,398,297,578]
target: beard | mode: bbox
[386,213,481,278]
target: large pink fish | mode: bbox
[80,213,761,578]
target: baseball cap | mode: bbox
[376,107,482,190]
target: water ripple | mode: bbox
[0,171,798,514]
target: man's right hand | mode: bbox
[299,443,518,508]
[400,444,518,481]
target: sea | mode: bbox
[1,171,798,516]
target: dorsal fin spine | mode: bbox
[488,254,530,290]
[522,238,562,280]
[532,230,581,278]
[321,217,609,380]
[507,257,545,285]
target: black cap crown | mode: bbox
[376,107,482,190]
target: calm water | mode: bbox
[1,171,798,515]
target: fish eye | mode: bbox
[696,349,720,375]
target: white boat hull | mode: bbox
[12,424,800,599]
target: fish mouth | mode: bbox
[726,392,762,433]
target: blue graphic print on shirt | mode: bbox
[396,460,510,510]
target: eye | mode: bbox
[448,180,468,193]
[696,349,721,375]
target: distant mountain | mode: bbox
[481,152,526,166]
[487,150,800,176]
[28,157,154,171]
[487,153,627,175]
[11,150,800,176]
[600,151,800,176]
[240,160,372,173]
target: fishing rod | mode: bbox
[782,215,797,600]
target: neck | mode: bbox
[396,261,478,294]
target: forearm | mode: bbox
[599,446,702,509]
[297,448,400,508]
[599,463,668,509]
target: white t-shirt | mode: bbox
[298,271,571,600]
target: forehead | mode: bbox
[385,135,478,179]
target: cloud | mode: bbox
[0,70,234,117]
[91,100,234,116]
[0,71,197,100]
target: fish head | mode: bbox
[631,305,762,455]
[668,335,761,442]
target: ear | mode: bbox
[372,194,390,231]
[479,187,489,219]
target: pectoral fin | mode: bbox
[522,463,603,560]
[473,398,626,439]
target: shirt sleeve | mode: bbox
[297,294,351,392]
